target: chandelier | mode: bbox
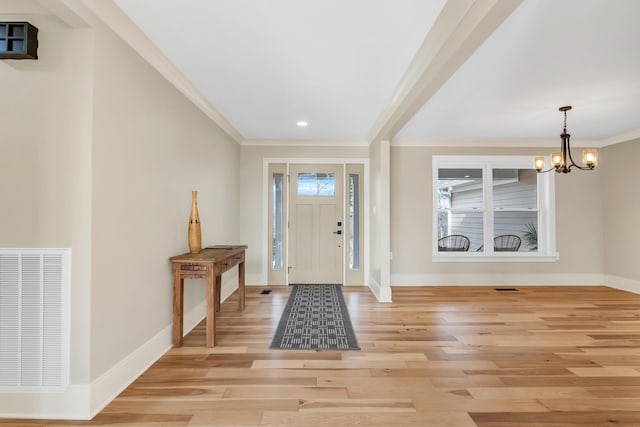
[534,106,598,173]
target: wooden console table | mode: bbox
[169,245,247,347]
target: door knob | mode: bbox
[333,230,342,235]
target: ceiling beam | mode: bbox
[72,0,244,144]
[367,0,523,145]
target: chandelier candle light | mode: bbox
[534,106,598,173]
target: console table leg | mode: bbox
[206,268,216,347]
[239,261,245,311]
[215,275,222,312]
[172,266,184,347]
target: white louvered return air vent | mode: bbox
[0,249,70,391]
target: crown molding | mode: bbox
[75,0,243,144]
[241,138,368,147]
[392,130,640,148]
[35,0,91,28]
[600,128,640,147]
[391,138,602,148]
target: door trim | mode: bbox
[262,157,369,286]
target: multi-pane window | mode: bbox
[433,156,556,260]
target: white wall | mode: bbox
[390,146,604,286]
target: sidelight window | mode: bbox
[272,173,284,269]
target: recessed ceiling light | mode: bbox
[296,121,308,127]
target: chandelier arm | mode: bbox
[536,166,557,174]
[567,163,594,171]
[565,138,580,168]
[566,142,595,170]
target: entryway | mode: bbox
[267,162,365,286]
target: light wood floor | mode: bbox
[3,285,640,426]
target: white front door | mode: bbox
[289,164,343,284]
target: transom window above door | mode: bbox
[297,172,336,196]
[432,156,558,262]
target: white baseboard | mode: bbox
[89,295,210,418]
[246,273,266,285]
[391,273,604,286]
[0,384,91,420]
[604,274,640,294]
[89,326,172,418]
[90,274,243,418]
[368,276,392,302]
[0,276,243,421]
[220,273,239,301]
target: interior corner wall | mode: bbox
[390,145,604,286]
[89,15,240,394]
[602,139,640,293]
[239,144,368,285]
[0,12,94,418]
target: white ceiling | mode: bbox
[397,0,640,143]
[112,0,640,145]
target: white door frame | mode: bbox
[262,157,369,286]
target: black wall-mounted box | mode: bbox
[0,22,39,59]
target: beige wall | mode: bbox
[390,146,604,284]
[239,144,368,284]
[0,12,94,386]
[90,19,240,380]
[0,5,240,417]
[602,139,640,282]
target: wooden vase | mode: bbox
[188,190,202,253]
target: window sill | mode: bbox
[432,252,559,262]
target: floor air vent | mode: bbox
[0,249,70,390]
[495,288,519,291]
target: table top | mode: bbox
[169,245,248,263]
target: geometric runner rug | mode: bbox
[269,284,360,350]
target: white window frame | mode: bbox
[432,155,558,262]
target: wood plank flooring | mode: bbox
[3,285,640,426]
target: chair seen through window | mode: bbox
[438,235,471,252]
[493,234,521,251]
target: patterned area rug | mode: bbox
[270,284,360,350]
